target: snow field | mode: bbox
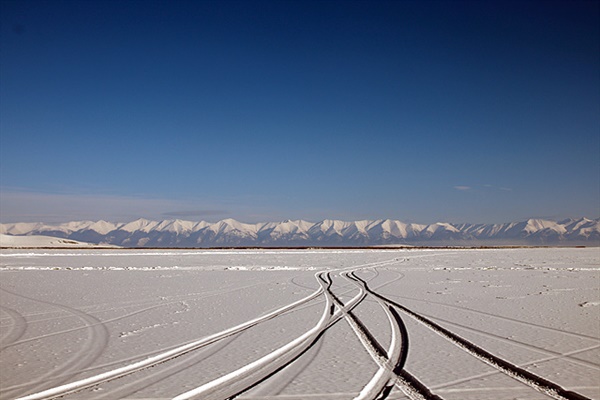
[0,248,598,399]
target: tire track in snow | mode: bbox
[329,272,398,399]
[241,326,327,397]
[4,278,283,348]
[251,265,422,400]
[169,273,337,400]
[0,308,66,325]
[430,344,600,393]
[13,271,328,400]
[351,275,592,400]
[421,313,600,371]
[92,334,241,399]
[249,268,402,398]
[343,271,442,400]
[0,306,27,346]
[0,288,110,400]
[240,269,389,398]
[245,268,432,400]
[3,305,165,350]
[12,257,404,400]
[390,294,599,342]
[2,336,248,395]
[170,272,369,400]
[393,370,445,400]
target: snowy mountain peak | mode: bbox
[86,220,119,235]
[1,217,598,247]
[120,218,158,233]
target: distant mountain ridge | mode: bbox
[1,217,598,247]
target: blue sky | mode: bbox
[1,0,598,224]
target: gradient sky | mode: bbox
[1,0,599,224]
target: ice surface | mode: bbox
[0,248,598,399]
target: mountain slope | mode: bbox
[1,218,598,248]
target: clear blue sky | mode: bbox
[1,0,598,224]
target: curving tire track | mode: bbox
[343,271,441,400]
[9,257,409,400]
[170,271,372,400]
[331,272,399,400]
[0,306,27,346]
[4,278,284,349]
[0,288,110,400]
[92,333,242,399]
[237,267,399,398]
[170,273,338,400]
[242,327,327,397]
[167,262,401,400]
[4,253,595,399]
[13,270,331,400]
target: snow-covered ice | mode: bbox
[0,248,598,399]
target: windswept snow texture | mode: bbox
[1,217,599,247]
[1,248,598,400]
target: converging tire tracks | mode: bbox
[238,269,393,398]
[12,257,406,400]
[174,260,410,400]
[167,259,404,399]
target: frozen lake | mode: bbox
[1,248,598,399]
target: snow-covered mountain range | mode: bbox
[1,218,598,247]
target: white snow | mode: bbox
[0,234,116,248]
[0,248,598,400]
[83,220,119,235]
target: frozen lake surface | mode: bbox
[1,248,598,399]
